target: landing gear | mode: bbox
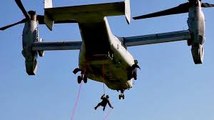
[118,90,125,100]
[77,76,82,84]
[119,94,125,100]
[77,75,87,84]
[73,68,88,84]
[73,68,81,74]
[83,75,87,83]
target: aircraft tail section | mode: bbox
[44,0,53,8]
[44,0,130,30]
[44,0,53,30]
[124,0,131,24]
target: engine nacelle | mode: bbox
[22,12,40,75]
[187,0,205,64]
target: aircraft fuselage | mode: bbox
[78,17,135,90]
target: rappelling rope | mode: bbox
[102,64,106,95]
[102,83,106,95]
[70,82,83,120]
[101,64,113,120]
[103,108,113,120]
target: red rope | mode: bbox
[70,82,83,120]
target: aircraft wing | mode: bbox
[32,41,82,51]
[123,30,191,47]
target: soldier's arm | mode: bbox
[101,94,105,99]
[137,65,141,69]
[107,101,113,109]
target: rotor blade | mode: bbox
[15,0,30,19]
[0,19,26,30]
[133,3,190,20]
[37,15,77,24]
[201,3,214,7]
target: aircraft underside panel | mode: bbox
[78,21,112,57]
[85,58,133,90]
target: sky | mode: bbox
[1,0,214,120]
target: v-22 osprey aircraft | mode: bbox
[1,0,214,99]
